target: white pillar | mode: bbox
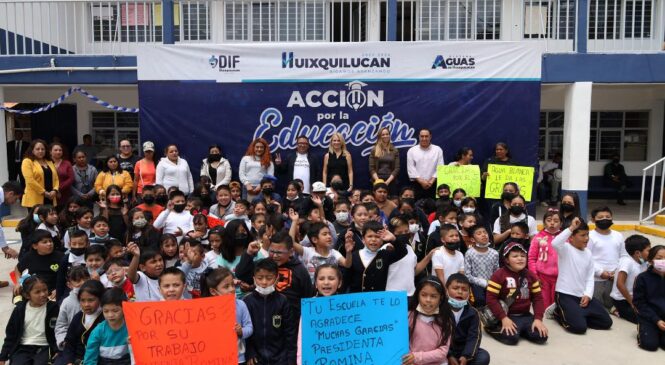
[562,82,593,217]
[0,87,8,183]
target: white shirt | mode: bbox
[610,256,647,301]
[22,304,48,346]
[63,226,92,249]
[294,153,311,194]
[133,271,163,302]
[300,246,343,283]
[552,229,595,298]
[588,230,624,280]
[156,157,194,195]
[153,209,194,238]
[492,214,538,236]
[205,251,220,268]
[385,244,418,296]
[432,248,465,283]
[406,144,444,180]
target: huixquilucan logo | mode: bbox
[281,52,391,73]
[253,81,416,156]
[431,55,476,70]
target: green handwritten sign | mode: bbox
[436,165,481,197]
[484,164,535,201]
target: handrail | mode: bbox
[639,156,665,223]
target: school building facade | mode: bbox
[1,0,664,215]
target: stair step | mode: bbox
[654,215,665,226]
[1,218,21,228]
[636,224,665,238]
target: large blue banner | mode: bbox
[138,42,542,189]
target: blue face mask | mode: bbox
[448,297,468,309]
[32,214,41,224]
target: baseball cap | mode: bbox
[142,141,155,152]
[312,181,326,193]
[502,242,527,257]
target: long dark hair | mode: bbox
[25,139,49,161]
[221,220,250,262]
[559,192,581,218]
[408,276,453,348]
[200,267,234,298]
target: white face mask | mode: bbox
[462,207,475,214]
[416,304,439,316]
[255,284,275,296]
[453,200,462,207]
[335,212,349,223]
[408,224,420,234]
[475,242,491,248]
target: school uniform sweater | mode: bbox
[83,321,130,364]
[552,229,595,298]
[408,312,451,365]
[632,267,665,324]
[0,301,59,361]
[486,267,545,320]
[448,305,483,361]
[60,311,104,364]
[347,234,409,293]
[243,291,296,365]
[55,289,82,347]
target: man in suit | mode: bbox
[6,130,29,184]
[274,135,321,195]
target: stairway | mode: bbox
[636,215,665,238]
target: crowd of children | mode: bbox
[1,175,665,365]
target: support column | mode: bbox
[387,0,397,41]
[162,0,175,44]
[562,82,592,218]
[0,87,9,183]
[576,0,588,53]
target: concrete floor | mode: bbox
[0,229,663,363]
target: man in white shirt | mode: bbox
[275,136,321,195]
[406,129,444,200]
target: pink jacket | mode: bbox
[528,230,559,277]
[409,311,450,365]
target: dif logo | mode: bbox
[208,55,240,72]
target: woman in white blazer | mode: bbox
[200,144,232,190]
[156,144,194,195]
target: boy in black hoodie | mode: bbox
[237,230,313,320]
[446,273,490,365]
[243,259,296,365]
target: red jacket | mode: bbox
[486,267,545,320]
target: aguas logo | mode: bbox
[208,55,240,72]
[431,55,476,70]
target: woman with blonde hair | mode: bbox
[323,132,353,191]
[238,137,274,201]
[369,127,400,194]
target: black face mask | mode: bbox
[262,188,274,196]
[509,205,525,216]
[235,234,249,247]
[445,242,461,251]
[173,203,186,213]
[70,247,86,256]
[438,195,450,201]
[142,195,155,205]
[208,153,222,163]
[501,192,516,202]
[560,203,575,213]
[156,195,168,206]
[595,219,613,230]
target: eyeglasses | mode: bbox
[268,249,289,256]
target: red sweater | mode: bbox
[486,267,545,320]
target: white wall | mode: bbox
[541,83,665,176]
[3,85,139,143]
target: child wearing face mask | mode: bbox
[587,206,625,311]
[401,276,454,365]
[464,225,499,307]
[126,208,160,250]
[153,190,194,240]
[486,243,548,345]
[451,188,467,208]
[202,267,253,365]
[332,199,352,237]
[243,259,296,365]
[527,210,561,308]
[98,185,128,242]
[632,246,665,351]
[446,274,490,365]
[610,235,650,323]
[56,230,90,302]
[458,213,477,254]
[432,224,465,285]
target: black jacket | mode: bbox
[236,255,313,320]
[448,305,483,361]
[0,300,60,361]
[59,311,104,364]
[276,152,321,187]
[243,291,296,365]
[347,234,409,293]
[633,267,665,324]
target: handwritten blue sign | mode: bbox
[301,291,408,365]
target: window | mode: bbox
[330,1,368,42]
[523,0,575,40]
[380,1,417,41]
[624,0,652,38]
[418,0,500,41]
[224,0,327,42]
[588,0,653,40]
[178,2,211,41]
[540,110,649,162]
[91,112,140,158]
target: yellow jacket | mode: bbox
[94,170,134,194]
[21,158,60,208]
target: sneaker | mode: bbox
[545,303,557,319]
